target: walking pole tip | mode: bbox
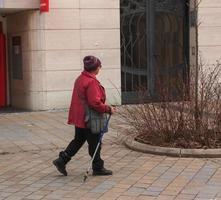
[83,171,89,182]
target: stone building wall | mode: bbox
[199,0,221,66]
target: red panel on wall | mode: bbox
[0,34,7,107]
[40,0,49,13]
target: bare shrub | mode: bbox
[118,60,221,148]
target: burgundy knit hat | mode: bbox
[83,56,101,72]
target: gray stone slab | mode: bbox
[142,190,161,197]
[146,186,165,192]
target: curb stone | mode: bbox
[121,134,221,158]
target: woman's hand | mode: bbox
[110,106,117,114]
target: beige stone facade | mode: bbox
[1,0,120,110]
[0,0,219,110]
[199,0,221,65]
[0,0,39,9]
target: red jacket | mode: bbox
[68,71,111,128]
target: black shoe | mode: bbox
[93,168,113,176]
[53,158,67,176]
[53,151,71,176]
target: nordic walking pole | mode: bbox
[83,114,111,182]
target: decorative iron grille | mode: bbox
[120,0,189,103]
[121,0,148,103]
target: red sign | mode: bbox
[40,0,49,13]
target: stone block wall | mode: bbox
[199,0,221,66]
[7,11,45,110]
[43,0,121,109]
[6,0,121,110]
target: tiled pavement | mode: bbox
[0,111,221,200]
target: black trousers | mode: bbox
[64,127,104,171]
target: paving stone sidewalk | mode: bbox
[0,111,221,200]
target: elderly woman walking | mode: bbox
[53,55,116,176]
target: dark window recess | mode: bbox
[126,73,132,92]
[12,36,23,80]
[0,22,2,33]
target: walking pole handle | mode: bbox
[99,114,111,142]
